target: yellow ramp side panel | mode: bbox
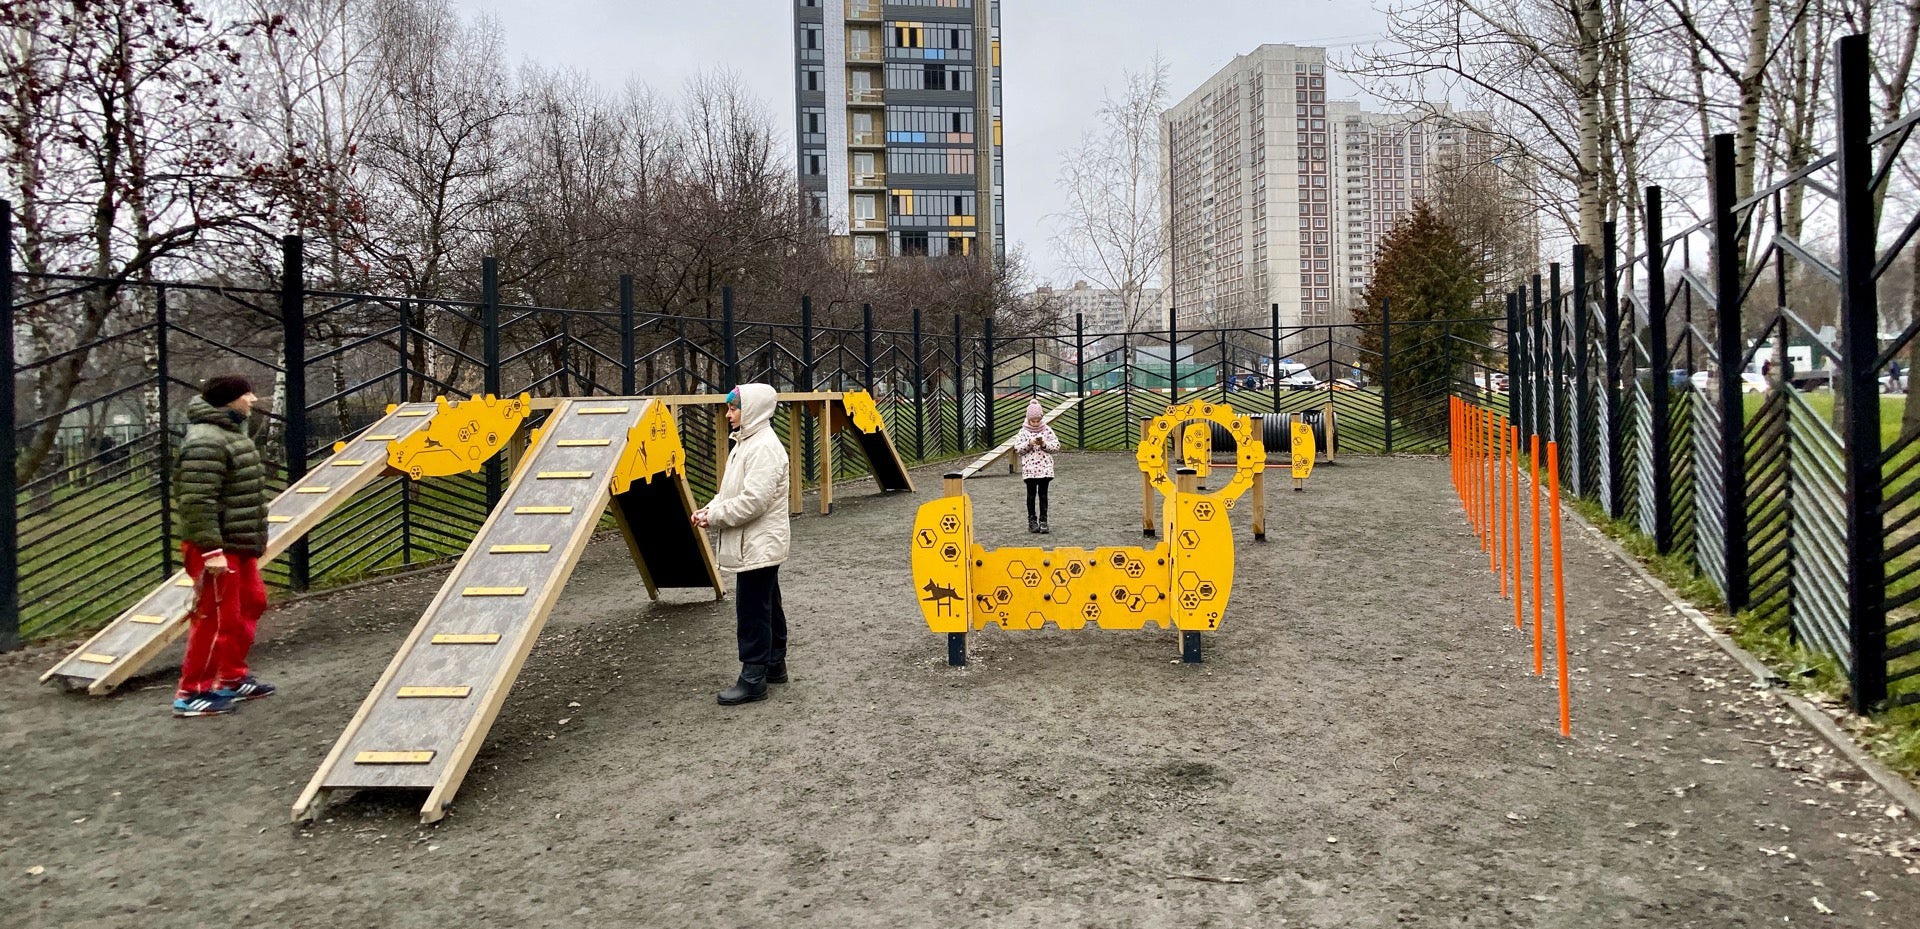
[388,394,532,480]
[1292,420,1317,483]
[294,399,645,824]
[911,496,973,634]
[608,401,722,596]
[833,390,915,493]
[42,401,448,695]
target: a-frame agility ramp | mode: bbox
[293,390,911,823]
[41,395,534,694]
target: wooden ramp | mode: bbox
[832,390,914,493]
[40,402,450,695]
[955,396,1083,480]
[293,397,718,824]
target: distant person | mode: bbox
[692,384,791,707]
[1015,399,1062,534]
[172,376,274,718]
[1890,359,1906,393]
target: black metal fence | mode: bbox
[1494,35,1920,714]
[3,218,1487,648]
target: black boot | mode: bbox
[1028,517,1039,533]
[717,664,769,705]
[766,661,789,684]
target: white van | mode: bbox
[1273,362,1319,391]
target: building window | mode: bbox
[854,195,877,220]
[896,230,930,256]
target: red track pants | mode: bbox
[176,542,268,698]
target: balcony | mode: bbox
[848,45,881,63]
[850,172,886,189]
[848,0,882,20]
[849,87,884,106]
[851,216,888,232]
[849,131,885,148]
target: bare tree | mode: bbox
[1050,55,1170,333]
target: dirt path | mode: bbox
[2,452,1917,928]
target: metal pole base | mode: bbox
[947,633,967,666]
[1181,632,1203,664]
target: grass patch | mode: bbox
[1570,497,1920,779]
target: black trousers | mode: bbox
[735,565,789,666]
[1025,477,1051,520]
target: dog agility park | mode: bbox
[8,38,1920,919]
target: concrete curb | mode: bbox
[1565,509,1920,820]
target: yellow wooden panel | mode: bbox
[462,587,527,597]
[331,460,367,467]
[296,486,331,494]
[387,394,530,479]
[130,614,166,625]
[77,652,116,664]
[267,515,293,524]
[431,633,501,645]
[397,686,472,698]
[611,401,688,493]
[488,544,552,554]
[175,578,195,587]
[536,471,594,480]
[395,411,429,417]
[973,542,1172,633]
[1137,400,1263,505]
[363,434,399,441]
[577,406,631,414]
[354,751,434,764]
[556,439,611,447]
[1168,491,1233,632]
[908,495,972,634]
[514,506,574,515]
[1183,423,1212,480]
[1292,420,1317,482]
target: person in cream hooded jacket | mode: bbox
[693,383,792,705]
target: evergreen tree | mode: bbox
[1352,203,1495,438]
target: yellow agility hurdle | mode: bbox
[911,400,1263,666]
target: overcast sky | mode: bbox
[450,1,1392,285]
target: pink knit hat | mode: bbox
[1026,399,1043,421]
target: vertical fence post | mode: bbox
[1510,289,1525,435]
[1550,262,1565,467]
[481,256,502,508]
[1075,312,1087,449]
[721,285,737,392]
[157,288,175,577]
[912,308,926,460]
[280,235,311,592]
[1168,309,1180,400]
[1573,244,1592,498]
[1269,303,1282,412]
[1531,273,1547,442]
[952,313,965,453]
[397,299,411,402]
[802,296,816,478]
[1646,186,1673,552]
[1603,222,1624,518]
[1836,33,1887,711]
[1382,298,1394,454]
[1710,133,1750,614]
[862,302,875,390]
[620,275,636,395]
[982,317,996,447]
[0,203,17,650]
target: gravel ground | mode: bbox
[2,451,1918,928]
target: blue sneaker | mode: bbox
[172,691,239,717]
[215,677,276,701]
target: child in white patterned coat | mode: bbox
[1015,399,1061,533]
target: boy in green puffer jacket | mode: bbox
[171,376,275,717]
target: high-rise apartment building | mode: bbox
[1031,280,1166,334]
[1162,45,1503,330]
[794,0,1005,264]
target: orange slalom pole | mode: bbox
[1485,412,1498,571]
[1510,424,1524,630]
[1494,415,1506,593]
[1481,409,1494,553]
[1549,441,1572,737]
[1474,408,1486,542]
[1530,433,1545,676]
